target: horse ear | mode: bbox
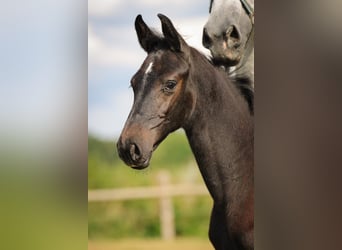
[135,15,159,53]
[157,14,190,55]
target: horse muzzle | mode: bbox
[117,136,153,170]
[203,26,242,67]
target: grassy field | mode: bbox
[89,132,213,239]
[88,238,213,250]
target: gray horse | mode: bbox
[203,0,254,113]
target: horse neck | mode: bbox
[230,50,254,94]
[183,51,253,203]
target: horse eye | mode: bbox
[163,80,177,92]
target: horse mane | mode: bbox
[191,47,254,114]
[230,75,254,114]
[210,56,254,114]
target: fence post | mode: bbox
[158,171,175,240]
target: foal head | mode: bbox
[117,14,195,169]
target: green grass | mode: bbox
[88,131,212,239]
[88,238,213,250]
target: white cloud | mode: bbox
[88,0,122,17]
[88,25,145,68]
[88,0,204,18]
[174,16,211,56]
[88,15,210,69]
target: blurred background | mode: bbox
[88,0,214,249]
[0,1,87,250]
[2,0,342,250]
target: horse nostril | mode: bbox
[202,28,212,48]
[129,143,141,161]
[225,25,241,47]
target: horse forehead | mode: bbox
[137,51,180,82]
[145,51,180,71]
[144,61,153,75]
[209,0,242,26]
[140,53,159,74]
[212,0,241,13]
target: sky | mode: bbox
[0,0,87,157]
[88,0,211,140]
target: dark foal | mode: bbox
[117,14,254,250]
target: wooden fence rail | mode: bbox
[88,171,209,240]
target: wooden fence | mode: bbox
[88,171,209,240]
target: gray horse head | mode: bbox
[203,0,254,66]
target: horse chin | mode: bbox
[212,49,241,67]
[213,57,240,68]
[130,156,151,170]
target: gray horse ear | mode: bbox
[157,14,189,55]
[135,14,159,53]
